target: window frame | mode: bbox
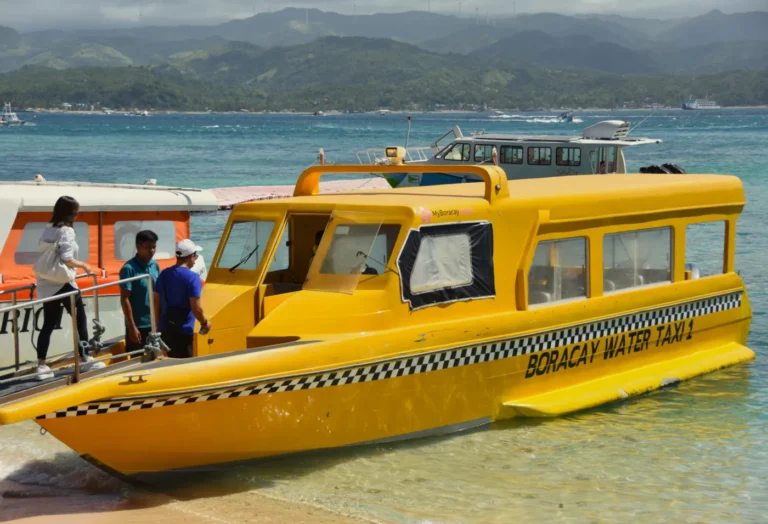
[556,147,582,167]
[527,147,552,166]
[602,226,674,294]
[500,145,524,165]
[684,220,727,279]
[397,221,495,310]
[527,236,589,308]
[441,142,471,162]
[473,143,495,163]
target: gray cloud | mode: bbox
[1,0,766,31]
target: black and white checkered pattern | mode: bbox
[38,291,742,419]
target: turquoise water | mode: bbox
[1,110,767,521]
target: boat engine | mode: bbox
[639,163,686,174]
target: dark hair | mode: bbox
[50,196,80,227]
[136,230,159,245]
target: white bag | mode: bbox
[33,241,76,284]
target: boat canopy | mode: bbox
[1,181,218,213]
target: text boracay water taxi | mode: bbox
[0,164,753,478]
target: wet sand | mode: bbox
[2,478,359,523]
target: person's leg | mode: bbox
[37,300,64,362]
[161,331,179,358]
[180,334,193,358]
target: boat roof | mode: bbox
[0,180,219,212]
[456,133,659,147]
[239,171,743,223]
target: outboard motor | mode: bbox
[662,163,686,174]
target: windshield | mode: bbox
[216,220,275,270]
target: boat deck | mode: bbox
[0,359,141,407]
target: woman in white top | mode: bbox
[36,196,105,380]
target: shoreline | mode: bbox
[17,106,768,116]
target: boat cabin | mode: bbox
[359,121,665,188]
[0,179,217,370]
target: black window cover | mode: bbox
[397,221,495,310]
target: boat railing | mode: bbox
[356,146,433,165]
[0,273,158,382]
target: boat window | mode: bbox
[114,220,176,260]
[266,223,290,273]
[474,144,494,164]
[442,143,471,162]
[216,220,275,270]
[556,147,581,166]
[604,227,672,292]
[590,147,617,173]
[527,147,551,165]
[397,222,495,310]
[411,233,473,294]
[500,145,523,165]
[320,224,383,275]
[14,222,89,265]
[365,225,402,275]
[685,221,726,278]
[528,237,587,306]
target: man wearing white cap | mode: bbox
[153,239,212,358]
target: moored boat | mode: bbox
[0,163,754,478]
[357,120,679,188]
[0,178,217,373]
[1,103,25,126]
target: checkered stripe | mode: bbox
[38,291,742,419]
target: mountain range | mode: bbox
[1,8,767,75]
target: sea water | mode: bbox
[1,110,766,522]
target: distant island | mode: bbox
[1,8,767,111]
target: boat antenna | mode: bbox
[405,115,412,149]
[626,106,655,137]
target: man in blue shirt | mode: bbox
[119,230,160,353]
[154,239,211,358]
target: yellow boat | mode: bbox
[0,161,754,478]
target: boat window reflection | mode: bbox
[500,145,523,165]
[216,220,275,270]
[528,237,587,306]
[442,143,470,162]
[604,227,672,292]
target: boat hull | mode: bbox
[35,285,753,477]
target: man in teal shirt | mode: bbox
[119,230,160,352]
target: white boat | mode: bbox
[357,120,682,188]
[0,178,217,372]
[0,103,25,126]
[682,97,720,110]
[129,109,150,116]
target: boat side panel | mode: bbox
[37,279,751,476]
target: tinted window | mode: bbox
[527,147,552,165]
[500,145,523,165]
[556,147,581,166]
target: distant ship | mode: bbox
[682,97,720,110]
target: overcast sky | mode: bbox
[2,0,766,31]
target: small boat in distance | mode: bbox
[682,96,720,110]
[1,103,25,126]
[559,110,574,122]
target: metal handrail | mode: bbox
[0,283,36,298]
[1,272,156,383]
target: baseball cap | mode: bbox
[176,239,203,258]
